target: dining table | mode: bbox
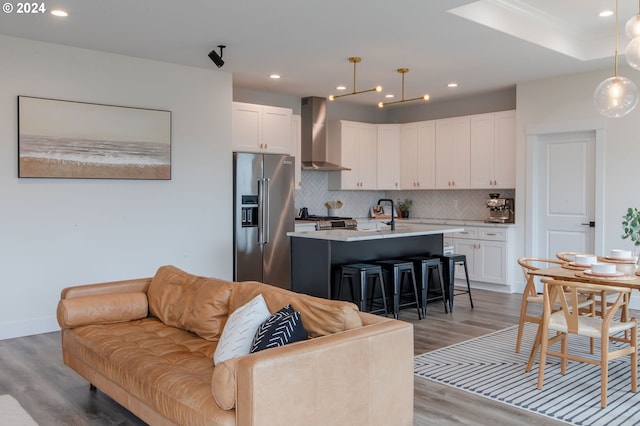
[524,262,640,371]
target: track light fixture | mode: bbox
[329,57,381,101]
[208,45,226,68]
[378,68,429,108]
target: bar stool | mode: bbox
[376,260,422,320]
[437,254,474,312]
[338,263,388,315]
[406,256,448,317]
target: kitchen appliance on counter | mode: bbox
[485,193,515,223]
[316,219,358,230]
[233,152,295,289]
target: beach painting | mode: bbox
[18,96,171,179]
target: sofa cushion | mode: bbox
[147,265,233,341]
[57,292,148,328]
[250,305,308,353]
[230,281,363,337]
[213,294,271,365]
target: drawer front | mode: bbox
[452,228,478,239]
[477,228,507,241]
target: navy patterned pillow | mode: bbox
[250,304,308,353]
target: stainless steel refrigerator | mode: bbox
[233,152,295,289]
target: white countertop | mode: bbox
[360,217,515,228]
[287,224,464,242]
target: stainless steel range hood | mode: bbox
[300,96,350,171]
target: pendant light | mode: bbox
[625,0,640,70]
[377,68,429,108]
[594,0,638,118]
[329,57,382,101]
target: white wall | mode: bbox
[514,66,640,297]
[0,35,233,339]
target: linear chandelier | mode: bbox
[329,57,381,101]
[378,68,429,108]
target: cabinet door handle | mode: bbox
[485,232,497,236]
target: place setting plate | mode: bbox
[576,270,634,280]
[562,262,589,270]
[599,256,636,264]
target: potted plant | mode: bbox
[397,198,413,218]
[622,207,640,256]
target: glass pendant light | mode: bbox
[626,1,640,38]
[626,1,640,70]
[594,0,638,118]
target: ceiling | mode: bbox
[1,0,638,107]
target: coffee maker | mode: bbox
[485,193,515,223]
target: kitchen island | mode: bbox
[287,224,464,299]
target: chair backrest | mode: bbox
[517,257,565,298]
[541,278,630,333]
[555,252,595,263]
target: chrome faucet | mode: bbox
[377,198,395,231]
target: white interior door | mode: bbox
[535,131,596,257]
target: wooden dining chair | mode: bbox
[515,257,565,353]
[536,278,638,408]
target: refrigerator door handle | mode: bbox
[257,178,265,245]
[264,178,270,244]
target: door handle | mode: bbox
[580,221,596,228]
[264,178,270,243]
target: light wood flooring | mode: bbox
[0,289,567,425]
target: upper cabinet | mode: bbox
[328,120,377,190]
[377,124,401,190]
[435,116,471,189]
[470,110,515,189]
[400,121,436,189]
[232,102,292,154]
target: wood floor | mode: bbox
[0,289,566,425]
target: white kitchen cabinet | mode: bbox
[470,110,515,189]
[327,120,377,190]
[400,121,436,189]
[232,102,292,154]
[435,116,470,189]
[451,226,510,285]
[292,114,302,189]
[377,124,401,190]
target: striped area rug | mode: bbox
[414,323,640,425]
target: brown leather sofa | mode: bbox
[56,265,414,426]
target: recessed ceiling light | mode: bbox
[269,74,281,79]
[599,10,613,17]
[385,94,394,98]
[336,86,346,91]
[447,83,459,88]
[51,9,68,17]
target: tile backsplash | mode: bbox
[295,171,514,220]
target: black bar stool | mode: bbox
[406,256,448,317]
[338,263,388,315]
[376,260,422,320]
[437,254,474,312]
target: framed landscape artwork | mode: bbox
[18,96,171,179]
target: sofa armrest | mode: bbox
[233,314,414,426]
[60,277,152,300]
[58,278,152,329]
[57,292,148,329]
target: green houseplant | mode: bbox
[622,207,640,248]
[397,198,413,218]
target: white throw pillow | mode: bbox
[213,294,271,365]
